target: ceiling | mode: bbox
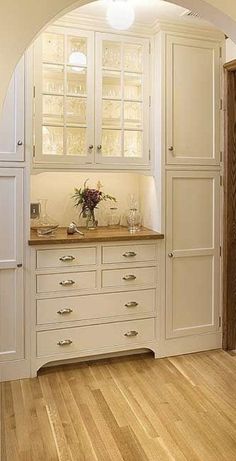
[73,0,213,27]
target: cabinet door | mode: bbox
[166,170,220,338]
[0,57,24,161]
[95,33,150,167]
[34,27,94,166]
[166,35,220,165]
[0,168,24,361]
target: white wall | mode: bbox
[226,38,236,62]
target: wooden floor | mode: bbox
[1,350,236,460]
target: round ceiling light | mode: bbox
[106,0,135,31]
[69,51,86,71]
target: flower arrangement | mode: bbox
[73,179,116,229]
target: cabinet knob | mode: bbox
[97,144,102,150]
[88,144,94,150]
[123,274,136,281]
[57,339,73,346]
[59,255,75,262]
[125,302,139,308]
[59,280,75,286]
[168,252,174,258]
[168,146,174,151]
[124,331,138,337]
[17,263,23,268]
[17,140,23,146]
[57,308,73,315]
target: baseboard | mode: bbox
[0,359,30,382]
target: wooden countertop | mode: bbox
[29,226,164,246]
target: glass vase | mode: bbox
[31,198,58,236]
[86,209,97,230]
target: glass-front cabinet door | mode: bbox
[34,27,94,166]
[95,33,150,167]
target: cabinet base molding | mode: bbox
[0,359,30,383]
[158,332,222,358]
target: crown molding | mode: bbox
[54,11,224,41]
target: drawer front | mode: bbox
[36,247,97,269]
[102,244,157,264]
[102,267,157,289]
[36,289,156,325]
[36,318,155,357]
[36,271,96,294]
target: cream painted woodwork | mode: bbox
[30,240,159,374]
[33,26,150,169]
[0,168,24,362]
[166,35,221,165]
[0,57,24,162]
[36,246,97,269]
[166,170,220,339]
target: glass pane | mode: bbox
[42,126,63,155]
[43,64,64,94]
[66,98,86,125]
[124,44,142,73]
[67,36,87,69]
[102,130,122,157]
[124,102,142,129]
[67,68,87,96]
[43,95,63,124]
[66,127,86,156]
[124,131,142,158]
[124,73,142,100]
[102,41,121,69]
[42,33,64,64]
[102,71,121,99]
[102,100,121,128]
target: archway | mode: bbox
[1,0,236,110]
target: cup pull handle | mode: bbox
[59,255,75,262]
[123,251,137,258]
[57,308,73,315]
[124,331,138,337]
[123,275,136,281]
[125,302,139,308]
[59,280,75,286]
[57,339,73,346]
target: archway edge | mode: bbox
[0,0,236,111]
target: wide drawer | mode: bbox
[102,267,157,289]
[102,244,157,264]
[36,271,96,294]
[36,289,156,325]
[36,247,97,269]
[36,318,155,357]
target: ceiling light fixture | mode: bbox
[106,0,135,31]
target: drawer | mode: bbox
[102,267,157,289]
[36,318,155,357]
[102,244,157,264]
[36,289,156,325]
[36,247,97,269]
[36,271,96,294]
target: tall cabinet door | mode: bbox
[166,170,220,338]
[0,57,25,162]
[0,168,24,361]
[166,35,220,165]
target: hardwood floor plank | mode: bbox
[2,351,236,461]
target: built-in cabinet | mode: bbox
[0,57,25,162]
[0,169,24,362]
[33,27,150,168]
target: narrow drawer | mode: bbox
[36,318,155,357]
[102,267,157,289]
[36,289,156,325]
[102,244,157,264]
[36,271,96,294]
[36,247,97,269]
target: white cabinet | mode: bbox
[33,27,150,169]
[0,168,24,362]
[166,170,220,338]
[0,57,25,162]
[166,35,220,165]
